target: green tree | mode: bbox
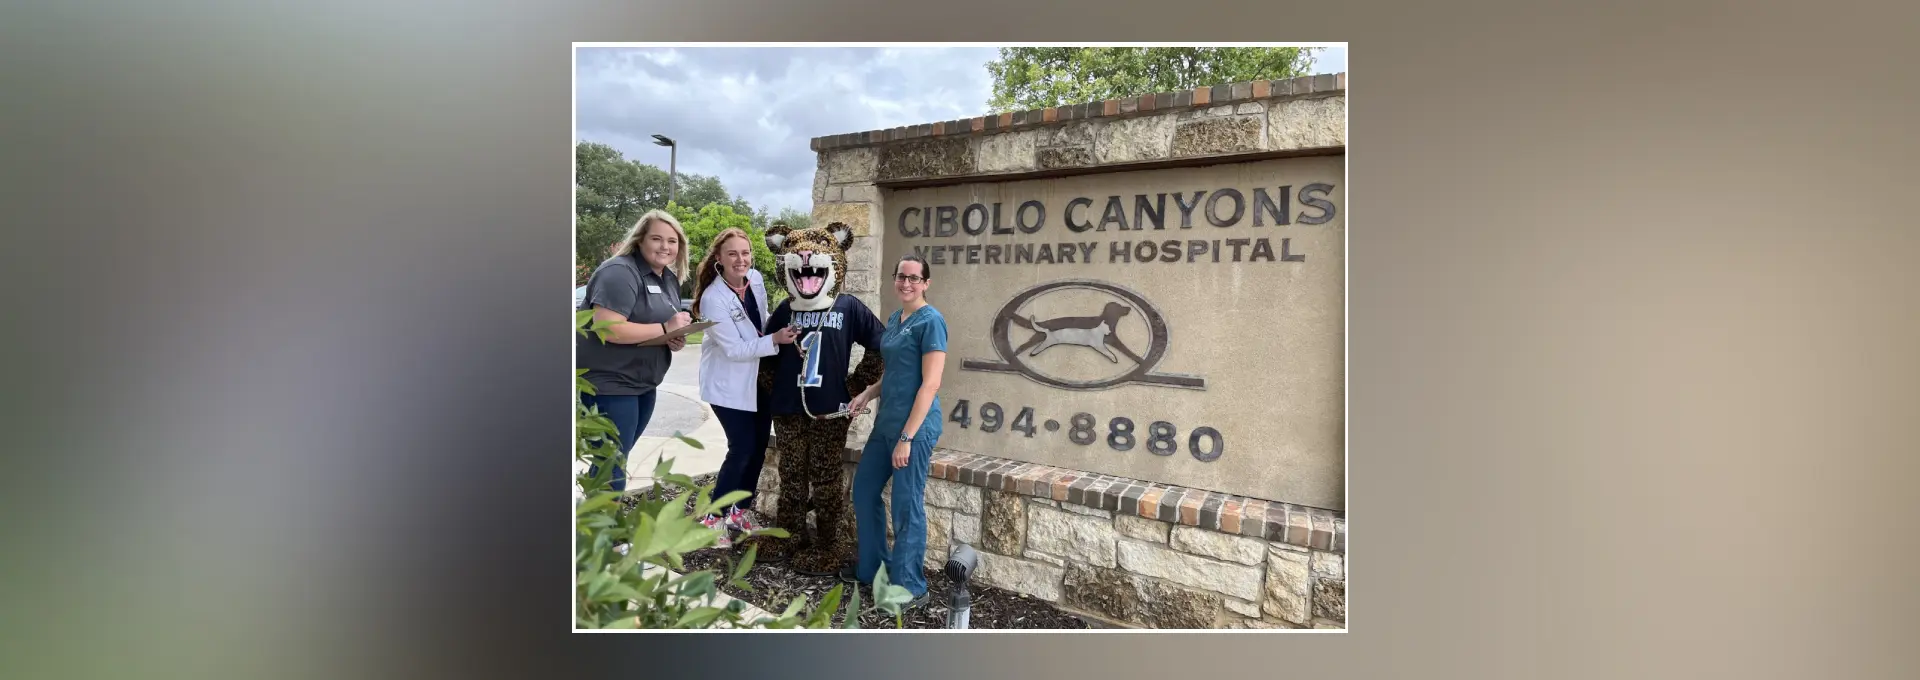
[772,206,812,232]
[576,141,770,284]
[576,141,673,224]
[676,203,777,284]
[674,174,744,215]
[985,47,1320,113]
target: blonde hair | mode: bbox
[613,209,689,282]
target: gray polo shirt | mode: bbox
[576,255,683,396]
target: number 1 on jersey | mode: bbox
[797,331,824,387]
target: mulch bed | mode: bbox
[613,475,1087,628]
[680,539,1088,630]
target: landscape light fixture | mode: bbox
[652,134,677,206]
[944,543,979,629]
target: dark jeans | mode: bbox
[710,398,773,513]
[580,389,658,492]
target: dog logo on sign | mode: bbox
[961,279,1205,392]
[1018,302,1139,364]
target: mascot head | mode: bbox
[764,221,854,312]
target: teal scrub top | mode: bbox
[876,305,948,441]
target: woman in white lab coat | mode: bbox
[692,228,798,546]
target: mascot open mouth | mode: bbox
[790,265,828,297]
[763,221,853,312]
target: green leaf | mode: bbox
[630,513,657,558]
[876,583,913,612]
[672,431,706,449]
[843,585,862,629]
[584,572,613,601]
[594,582,643,604]
[672,570,716,597]
[670,523,717,554]
[600,616,640,629]
[576,491,622,516]
[807,586,843,628]
[706,490,752,516]
[675,606,727,629]
[782,595,807,619]
[730,544,758,583]
[692,485,714,517]
[870,563,914,613]
[657,493,688,523]
[632,571,660,601]
[652,455,676,480]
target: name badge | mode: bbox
[730,307,746,323]
[646,284,662,295]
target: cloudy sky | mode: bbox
[574,46,1347,218]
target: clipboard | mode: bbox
[637,320,717,347]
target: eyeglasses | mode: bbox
[892,274,927,284]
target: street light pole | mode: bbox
[652,134,677,206]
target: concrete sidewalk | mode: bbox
[637,561,778,625]
[574,342,732,489]
[622,381,728,484]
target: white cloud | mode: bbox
[575,46,997,218]
[575,46,1341,218]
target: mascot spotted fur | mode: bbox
[756,222,885,575]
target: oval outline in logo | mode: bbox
[961,278,1206,392]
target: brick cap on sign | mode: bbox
[769,434,1345,554]
[811,72,1346,152]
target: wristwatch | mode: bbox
[899,433,914,443]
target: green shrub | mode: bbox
[574,309,911,628]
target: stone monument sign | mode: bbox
[884,158,1343,508]
[775,74,1349,628]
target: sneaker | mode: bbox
[699,514,733,549]
[725,507,760,533]
[903,591,931,611]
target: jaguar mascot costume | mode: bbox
[755,222,885,575]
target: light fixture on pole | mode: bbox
[944,543,979,629]
[651,134,677,206]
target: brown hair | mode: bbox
[691,228,754,319]
[896,253,932,281]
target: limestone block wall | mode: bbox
[808,73,1345,452]
[808,147,885,444]
[753,444,1347,630]
[809,73,1346,183]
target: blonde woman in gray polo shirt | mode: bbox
[577,209,694,492]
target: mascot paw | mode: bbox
[752,537,798,564]
[789,551,843,577]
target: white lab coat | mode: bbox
[697,269,779,412]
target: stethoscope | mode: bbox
[715,266,859,421]
[715,272,762,339]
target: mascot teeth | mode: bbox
[793,266,826,296]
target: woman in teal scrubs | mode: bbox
[840,254,946,607]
